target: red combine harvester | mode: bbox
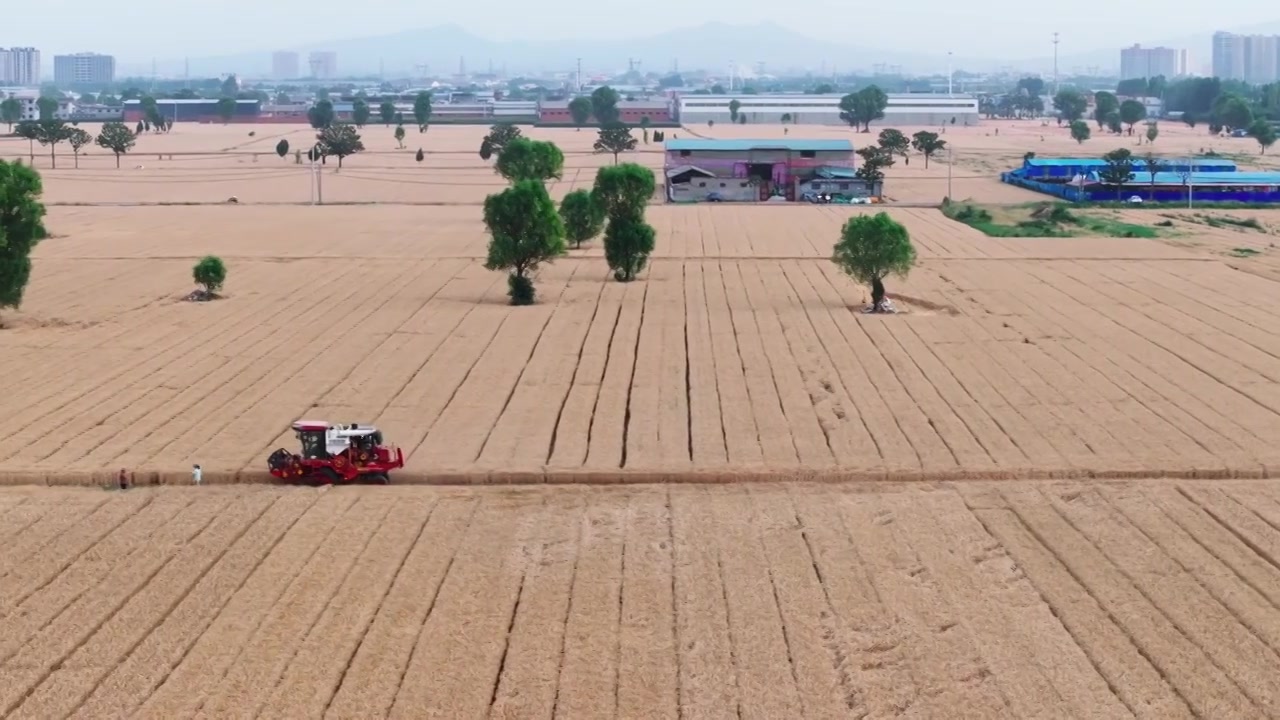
[267,420,404,485]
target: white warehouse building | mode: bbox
[678,93,980,127]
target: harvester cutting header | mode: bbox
[267,420,404,484]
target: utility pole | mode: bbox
[947,51,953,94]
[947,146,953,199]
[576,58,582,92]
[1053,32,1060,96]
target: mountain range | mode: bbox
[119,20,1280,80]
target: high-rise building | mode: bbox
[1214,31,1248,80]
[0,47,41,85]
[308,51,337,79]
[1119,45,1188,80]
[1212,31,1280,82]
[53,53,115,85]
[272,51,299,79]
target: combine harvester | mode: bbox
[267,420,405,485]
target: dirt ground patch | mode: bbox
[0,481,1277,718]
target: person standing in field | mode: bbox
[192,464,202,486]
[118,468,129,491]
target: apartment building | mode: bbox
[1119,45,1188,80]
[53,53,115,85]
[0,47,41,86]
[1213,31,1280,83]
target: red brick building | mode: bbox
[538,99,674,125]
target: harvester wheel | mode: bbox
[366,473,390,485]
[315,467,341,486]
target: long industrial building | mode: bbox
[677,93,980,127]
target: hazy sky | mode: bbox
[7,0,1278,60]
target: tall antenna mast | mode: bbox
[1053,32,1060,95]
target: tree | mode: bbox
[36,96,57,121]
[838,86,888,132]
[276,139,290,158]
[15,122,38,163]
[66,127,92,168]
[781,113,793,124]
[483,180,566,305]
[0,160,47,320]
[877,129,910,160]
[855,146,894,184]
[193,255,226,296]
[593,123,637,164]
[603,214,656,282]
[729,99,741,122]
[415,148,425,162]
[1214,94,1253,130]
[1142,152,1170,199]
[0,98,20,131]
[394,125,406,149]
[1093,91,1119,129]
[639,116,651,144]
[307,99,335,129]
[1099,148,1135,200]
[812,83,835,94]
[494,137,564,183]
[568,97,592,128]
[1119,100,1147,135]
[379,101,396,125]
[315,123,365,168]
[480,123,522,160]
[352,99,371,128]
[34,120,71,169]
[832,212,916,313]
[1069,120,1091,144]
[1017,77,1046,97]
[560,189,605,249]
[711,84,726,94]
[412,91,432,132]
[590,86,621,125]
[592,163,655,219]
[1105,111,1122,135]
[1249,119,1278,154]
[1145,123,1159,144]
[1052,89,1088,122]
[215,97,237,124]
[95,122,136,167]
[221,74,238,97]
[909,130,946,168]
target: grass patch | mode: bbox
[943,200,1158,238]
[1230,247,1261,257]
[1164,212,1268,232]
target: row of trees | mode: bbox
[11,120,137,168]
[476,125,657,304]
[851,128,948,186]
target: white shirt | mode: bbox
[192,467,203,484]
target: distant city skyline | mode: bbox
[1213,31,1280,83]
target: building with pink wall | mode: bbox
[663,138,857,202]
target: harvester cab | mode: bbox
[267,420,404,484]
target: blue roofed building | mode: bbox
[663,138,870,202]
[1002,155,1280,203]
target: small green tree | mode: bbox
[36,96,57,121]
[66,127,92,168]
[0,160,47,320]
[15,122,38,163]
[307,99,335,129]
[352,99,371,128]
[415,148,424,162]
[413,91,432,132]
[394,124,406,148]
[781,112,793,123]
[95,122,136,168]
[480,123,522,161]
[1099,148,1135,200]
[592,162,655,219]
[1070,120,1091,144]
[593,122,637,164]
[590,86,621,125]
[603,214,655,282]
[1119,99,1147,135]
[1142,152,1169,199]
[483,180,566,305]
[34,120,71,169]
[1093,91,1119,129]
[192,255,227,296]
[1145,123,1159,144]
[494,137,564,183]
[568,97,592,128]
[560,189,605,248]
[1249,119,1277,154]
[854,146,894,186]
[316,123,365,168]
[0,98,21,131]
[728,99,742,122]
[832,212,916,313]
[215,97,236,124]
[639,115,652,143]
[877,128,910,160]
[909,130,946,168]
[276,139,290,158]
[379,101,396,125]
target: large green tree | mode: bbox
[568,97,592,128]
[316,123,365,168]
[307,99,335,129]
[1052,89,1088,122]
[603,214,656,282]
[593,123,636,164]
[854,146,894,184]
[379,100,396,125]
[413,91,432,132]
[95,122,137,167]
[34,120,71,169]
[1119,100,1147,135]
[1214,94,1253,130]
[351,99,371,128]
[590,86,621,125]
[0,98,21,131]
[483,179,566,305]
[591,162,655,219]
[494,137,564,183]
[877,128,910,160]
[1069,119,1091,144]
[1093,91,1120,129]
[1249,119,1277,154]
[838,86,888,132]
[36,96,57,121]
[910,131,946,168]
[832,212,915,313]
[593,164,657,282]
[0,160,47,319]
[1099,148,1135,200]
[215,97,237,124]
[560,189,605,248]
[728,99,742,122]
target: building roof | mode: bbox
[664,138,854,153]
[1028,157,1237,170]
[122,98,259,105]
[1089,171,1280,186]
